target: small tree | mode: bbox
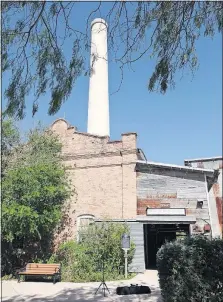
[50,221,135,282]
[1,121,73,275]
[80,221,135,272]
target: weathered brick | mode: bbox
[51,119,138,243]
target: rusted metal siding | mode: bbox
[216,197,223,234]
[136,164,211,235]
[185,158,222,237]
[186,159,222,170]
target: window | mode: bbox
[197,200,203,209]
[77,215,95,242]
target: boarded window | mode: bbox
[77,215,94,242]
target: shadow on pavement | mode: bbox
[2,284,162,302]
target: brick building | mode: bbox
[51,118,222,272]
[51,118,139,243]
[50,18,222,272]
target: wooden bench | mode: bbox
[17,263,61,284]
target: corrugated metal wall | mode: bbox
[136,165,211,235]
[128,222,145,273]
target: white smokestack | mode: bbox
[87,18,109,137]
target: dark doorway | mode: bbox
[144,224,189,269]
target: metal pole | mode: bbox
[124,249,128,279]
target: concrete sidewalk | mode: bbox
[2,270,162,302]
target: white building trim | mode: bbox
[184,156,223,162]
[136,216,196,224]
[137,160,215,173]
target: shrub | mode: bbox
[49,222,136,282]
[157,236,223,302]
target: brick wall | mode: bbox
[51,119,138,242]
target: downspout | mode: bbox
[204,174,213,239]
[137,148,147,162]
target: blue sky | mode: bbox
[2,3,222,165]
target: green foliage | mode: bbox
[2,2,222,119]
[0,274,17,281]
[80,222,135,270]
[1,120,73,275]
[157,236,223,302]
[1,118,20,175]
[49,222,136,282]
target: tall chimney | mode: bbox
[87,18,109,137]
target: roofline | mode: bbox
[137,160,215,174]
[51,118,70,128]
[73,131,109,139]
[121,132,137,137]
[184,156,223,163]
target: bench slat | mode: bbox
[24,268,59,272]
[19,271,57,275]
[20,272,57,273]
[22,268,59,271]
[27,263,59,265]
[26,268,58,270]
[27,264,60,267]
[26,264,60,269]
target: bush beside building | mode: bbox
[157,236,223,302]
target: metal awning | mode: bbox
[136,215,196,224]
[95,216,196,224]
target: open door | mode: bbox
[144,224,189,269]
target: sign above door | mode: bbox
[146,208,186,216]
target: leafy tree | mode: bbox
[2,1,222,119]
[1,121,73,275]
[1,118,20,175]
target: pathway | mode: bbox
[2,270,162,302]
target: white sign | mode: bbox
[146,208,186,216]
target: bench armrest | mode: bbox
[17,267,26,274]
[55,267,61,274]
